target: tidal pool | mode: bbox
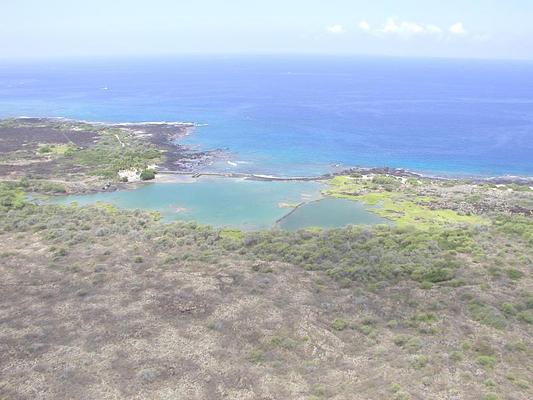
[48,177,390,230]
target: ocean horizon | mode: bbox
[1,55,532,177]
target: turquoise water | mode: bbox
[49,178,322,230]
[47,178,388,230]
[278,197,390,231]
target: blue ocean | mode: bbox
[1,55,532,177]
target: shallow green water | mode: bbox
[277,197,391,231]
[48,177,389,230]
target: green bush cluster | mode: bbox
[494,215,533,244]
[140,169,156,181]
[236,225,474,285]
[18,177,67,194]
[0,182,26,211]
[331,318,349,331]
[468,300,507,329]
[37,143,78,156]
[370,175,401,191]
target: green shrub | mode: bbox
[468,300,506,329]
[411,266,455,283]
[140,169,156,181]
[358,324,374,335]
[447,278,466,287]
[501,303,517,316]
[419,281,433,289]
[476,355,497,370]
[331,318,348,331]
[393,334,411,347]
[410,354,428,369]
[483,379,496,388]
[37,144,52,153]
[0,183,26,211]
[247,349,265,364]
[393,335,422,353]
[505,268,524,280]
[517,310,533,324]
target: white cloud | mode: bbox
[449,22,467,35]
[401,21,425,34]
[337,18,469,40]
[379,17,442,36]
[382,17,400,33]
[326,24,344,34]
[358,20,371,31]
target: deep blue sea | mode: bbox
[1,55,532,177]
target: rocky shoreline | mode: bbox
[336,166,533,186]
[158,166,533,188]
[1,117,532,196]
[0,117,228,194]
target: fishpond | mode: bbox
[48,177,391,230]
[277,197,391,231]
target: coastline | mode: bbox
[2,117,533,192]
[155,167,533,187]
[5,115,532,230]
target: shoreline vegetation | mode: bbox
[1,117,532,399]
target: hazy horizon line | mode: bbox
[1,52,533,64]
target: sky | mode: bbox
[2,0,533,60]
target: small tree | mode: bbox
[140,169,156,181]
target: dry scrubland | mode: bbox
[0,119,532,399]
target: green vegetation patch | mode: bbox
[325,175,488,229]
[219,229,244,241]
[494,215,533,244]
[331,318,349,331]
[53,128,163,179]
[238,224,475,285]
[0,182,26,211]
[140,168,156,181]
[476,355,497,370]
[468,300,507,329]
[37,143,78,156]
